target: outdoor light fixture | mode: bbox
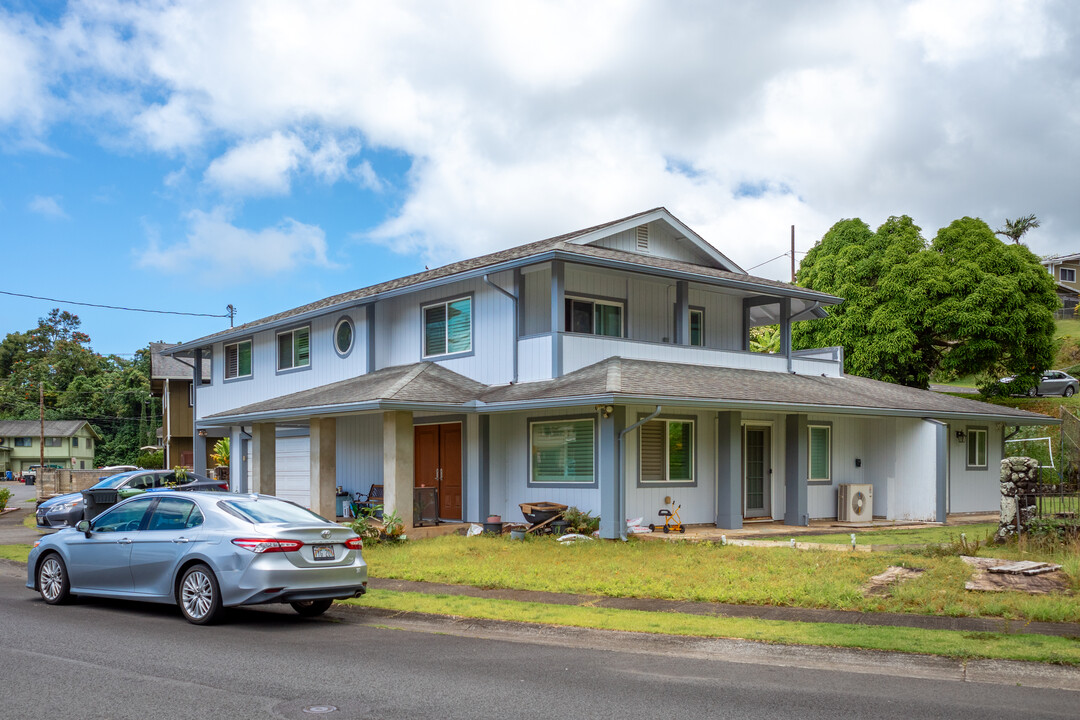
[595,405,614,418]
[198,429,207,437]
[955,430,966,443]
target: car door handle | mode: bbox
[117,538,132,545]
[171,537,190,544]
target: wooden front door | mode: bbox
[414,423,462,520]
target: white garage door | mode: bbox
[246,435,310,508]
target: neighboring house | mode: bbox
[150,342,212,469]
[167,208,1053,537]
[1041,253,1080,314]
[0,420,99,473]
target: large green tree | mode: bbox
[793,216,1058,388]
[0,309,158,466]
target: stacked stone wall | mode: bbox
[997,456,1039,541]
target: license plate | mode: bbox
[312,544,335,561]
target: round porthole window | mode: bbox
[334,317,353,356]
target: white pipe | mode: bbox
[617,405,662,542]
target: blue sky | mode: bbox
[2,0,1078,356]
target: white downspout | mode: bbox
[618,405,662,542]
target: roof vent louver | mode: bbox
[636,225,649,252]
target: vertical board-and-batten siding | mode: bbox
[378,271,516,386]
[948,422,1004,513]
[335,414,384,497]
[196,310,369,419]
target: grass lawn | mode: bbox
[803,523,998,546]
[0,544,31,562]
[343,590,1080,665]
[363,534,1080,623]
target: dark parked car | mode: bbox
[1001,370,1079,397]
[36,470,227,530]
[28,492,367,624]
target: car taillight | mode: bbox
[217,483,229,491]
[344,537,363,550]
[231,538,304,553]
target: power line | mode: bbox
[0,290,231,319]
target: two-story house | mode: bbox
[1041,253,1080,314]
[167,208,1052,538]
[0,420,99,474]
[150,342,212,469]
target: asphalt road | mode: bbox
[2,565,1078,720]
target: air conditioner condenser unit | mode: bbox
[838,483,873,522]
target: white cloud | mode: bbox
[136,207,332,280]
[0,11,51,141]
[28,195,67,218]
[6,0,1080,276]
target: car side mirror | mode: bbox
[76,520,91,537]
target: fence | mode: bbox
[1020,407,1080,519]
[37,469,110,501]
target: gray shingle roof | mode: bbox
[0,419,100,439]
[150,342,210,380]
[202,357,1051,425]
[173,208,839,352]
[205,362,487,419]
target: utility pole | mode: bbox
[226,304,236,328]
[791,225,796,283]
[39,383,45,476]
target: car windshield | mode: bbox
[91,472,138,489]
[219,497,329,524]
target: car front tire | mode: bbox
[290,599,334,617]
[178,564,224,625]
[38,554,71,605]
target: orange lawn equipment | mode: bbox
[648,497,685,534]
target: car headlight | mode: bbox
[50,500,82,512]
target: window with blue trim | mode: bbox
[278,327,310,371]
[423,297,472,357]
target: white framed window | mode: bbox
[966,427,988,469]
[1061,267,1076,283]
[564,296,623,337]
[277,327,311,371]
[334,317,354,356]
[690,309,704,347]
[808,424,831,482]
[224,340,252,380]
[529,418,595,485]
[639,418,695,483]
[423,297,472,357]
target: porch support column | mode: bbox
[741,301,751,351]
[599,405,626,540]
[551,260,565,377]
[780,297,792,372]
[383,411,414,529]
[928,419,948,523]
[716,411,743,529]
[477,415,490,521]
[193,432,207,475]
[228,425,245,493]
[251,422,276,496]
[674,280,690,345]
[309,417,337,518]
[785,414,809,526]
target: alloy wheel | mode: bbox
[181,570,214,620]
[39,557,64,602]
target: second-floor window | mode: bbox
[565,297,623,337]
[225,340,252,380]
[1061,268,1076,283]
[423,297,472,357]
[44,437,62,447]
[15,437,32,447]
[690,309,704,346]
[278,327,311,371]
[72,438,79,448]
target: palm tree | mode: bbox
[995,214,1040,244]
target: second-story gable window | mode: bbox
[1061,267,1076,283]
[72,437,79,448]
[423,297,472,357]
[15,437,32,447]
[278,327,311,371]
[225,340,252,380]
[565,296,623,337]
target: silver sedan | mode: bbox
[26,492,367,624]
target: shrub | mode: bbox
[137,449,164,469]
[0,487,11,512]
[563,506,599,534]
